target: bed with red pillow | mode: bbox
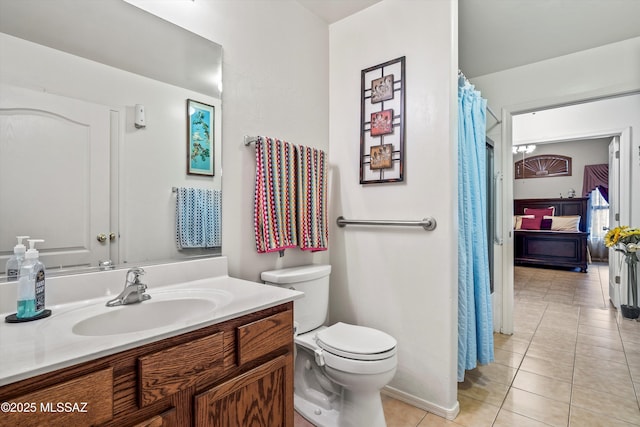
[513,197,591,272]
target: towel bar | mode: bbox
[336,216,436,231]
[244,135,259,146]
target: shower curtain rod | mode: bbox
[458,70,501,124]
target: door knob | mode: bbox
[109,232,117,242]
[97,233,107,243]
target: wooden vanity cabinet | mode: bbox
[0,302,294,427]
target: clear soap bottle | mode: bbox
[17,239,46,319]
[5,236,29,281]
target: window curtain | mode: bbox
[582,164,608,202]
[588,189,609,261]
[457,81,494,382]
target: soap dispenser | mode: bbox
[5,235,29,281]
[16,239,48,320]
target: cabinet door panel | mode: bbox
[0,368,113,427]
[236,310,292,365]
[195,355,292,427]
[139,332,224,407]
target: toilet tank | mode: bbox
[261,264,331,334]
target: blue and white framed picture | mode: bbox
[187,99,214,176]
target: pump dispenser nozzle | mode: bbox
[25,239,44,259]
[14,236,29,253]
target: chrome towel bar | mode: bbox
[336,216,436,231]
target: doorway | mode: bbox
[496,94,638,334]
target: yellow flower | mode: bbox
[606,226,640,248]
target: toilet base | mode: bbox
[295,394,339,427]
[339,389,386,427]
[294,389,387,427]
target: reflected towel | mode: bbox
[254,136,298,253]
[175,187,221,249]
[297,144,328,251]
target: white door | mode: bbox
[0,85,111,269]
[609,136,621,307]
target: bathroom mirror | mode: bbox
[0,0,223,277]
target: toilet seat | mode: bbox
[316,322,397,361]
[295,323,397,375]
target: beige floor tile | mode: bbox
[531,334,577,354]
[382,395,428,427]
[493,409,553,427]
[538,319,579,334]
[458,374,510,407]
[502,388,570,427]
[519,354,574,382]
[511,370,571,403]
[580,307,617,321]
[575,341,626,363]
[579,316,619,330]
[416,413,462,426]
[493,348,524,369]
[526,341,576,365]
[571,384,640,425]
[577,333,624,351]
[574,353,629,375]
[622,339,640,353]
[466,362,517,386]
[578,323,622,339]
[620,328,640,345]
[569,406,638,427]
[450,395,500,427]
[572,365,636,400]
[544,294,575,304]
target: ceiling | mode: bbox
[297,0,640,78]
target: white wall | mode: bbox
[513,138,610,200]
[0,32,221,265]
[330,0,459,417]
[122,0,331,279]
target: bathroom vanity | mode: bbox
[0,257,301,426]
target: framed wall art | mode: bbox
[360,56,405,184]
[187,99,215,176]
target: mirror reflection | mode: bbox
[0,0,223,278]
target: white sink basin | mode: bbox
[67,289,233,337]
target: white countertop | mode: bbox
[0,257,302,387]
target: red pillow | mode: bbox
[524,207,554,218]
[520,217,542,230]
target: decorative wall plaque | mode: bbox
[515,154,572,179]
[360,56,405,184]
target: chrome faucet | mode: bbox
[105,267,151,307]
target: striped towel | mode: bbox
[297,145,328,251]
[175,187,221,249]
[254,136,298,253]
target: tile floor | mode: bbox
[295,262,640,426]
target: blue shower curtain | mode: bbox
[457,81,494,382]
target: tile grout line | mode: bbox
[567,305,582,427]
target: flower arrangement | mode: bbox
[605,226,640,254]
[605,226,640,318]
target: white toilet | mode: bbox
[261,265,397,427]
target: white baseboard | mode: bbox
[382,385,460,421]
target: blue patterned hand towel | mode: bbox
[175,188,221,249]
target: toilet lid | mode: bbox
[316,322,396,360]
